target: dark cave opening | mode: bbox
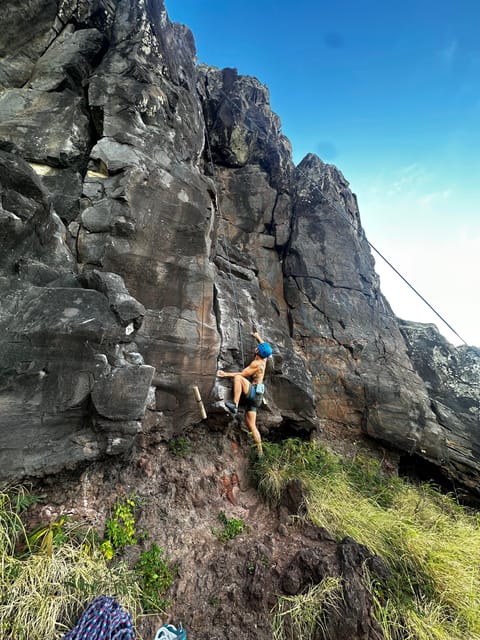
[265,419,313,443]
[398,453,450,486]
[398,453,480,508]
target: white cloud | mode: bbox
[439,39,458,68]
[419,189,452,206]
[350,163,479,346]
[389,163,429,194]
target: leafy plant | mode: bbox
[168,436,192,457]
[27,516,70,557]
[213,511,247,543]
[134,543,176,613]
[102,496,138,556]
[208,595,221,607]
[5,484,43,515]
[247,560,256,574]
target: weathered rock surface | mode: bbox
[399,321,480,493]
[1,0,479,494]
[285,154,445,466]
[199,66,317,432]
[0,150,152,479]
[2,0,480,638]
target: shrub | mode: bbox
[134,543,176,613]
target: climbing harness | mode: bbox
[61,596,135,640]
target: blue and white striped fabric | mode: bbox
[62,596,135,640]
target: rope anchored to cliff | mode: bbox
[210,84,469,347]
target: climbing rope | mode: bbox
[208,83,469,347]
[61,596,135,640]
[364,239,468,345]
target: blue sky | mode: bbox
[167,0,480,347]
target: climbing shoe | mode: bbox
[154,624,187,640]
[225,401,238,415]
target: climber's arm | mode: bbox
[217,360,260,379]
[252,330,263,344]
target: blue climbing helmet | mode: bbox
[257,342,273,358]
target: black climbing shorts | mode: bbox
[244,383,264,412]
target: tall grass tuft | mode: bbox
[253,439,480,640]
[0,487,29,557]
[0,487,142,640]
[272,577,343,640]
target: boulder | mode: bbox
[285,154,443,458]
[0,89,91,167]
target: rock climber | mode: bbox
[217,330,273,456]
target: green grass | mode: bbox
[272,577,342,640]
[0,487,174,640]
[253,438,480,640]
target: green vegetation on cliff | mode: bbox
[253,439,480,640]
[0,488,174,640]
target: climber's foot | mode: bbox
[225,401,238,415]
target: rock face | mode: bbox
[0,150,153,479]
[399,321,480,493]
[1,0,479,495]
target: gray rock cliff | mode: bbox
[1,0,479,499]
[399,320,480,493]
